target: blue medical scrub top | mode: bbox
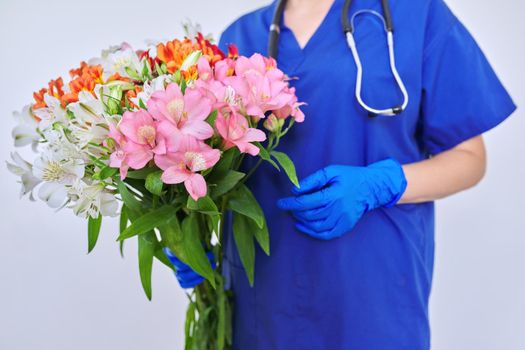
[218,0,516,349]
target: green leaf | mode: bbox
[154,246,175,271]
[119,205,128,234]
[225,294,233,345]
[180,50,202,71]
[180,76,187,93]
[255,142,280,170]
[206,109,218,126]
[159,216,183,254]
[173,69,181,83]
[179,214,216,288]
[155,61,165,76]
[119,206,128,257]
[186,196,221,233]
[145,171,164,196]
[124,66,140,80]
[232,213,255,286]
[227,184,264,229]
[117,205,175,241]
[96,166,117,180]
[158,214,215,287]
[210,170,245,198]
[87,215,102,254]
[207,147,239,183]
[141,60,151,80]
[186,196,219,215]
[185,300,196,350]
[187,196,220,234]
[217,276,226,350]
[251,216,270,256]
[138,231,156,300]
[126,167,157,180]
[271,151,300,187]
[117,180,142,215]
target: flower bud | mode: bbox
[263,113,283,133]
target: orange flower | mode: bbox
[125,86,143,109]
[33,78,65,110]
[60,62,104,106]
[156,33,225,79]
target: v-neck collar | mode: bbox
[282,0,340,52]
[266,0,343,73]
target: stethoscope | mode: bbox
[268,0,409,117]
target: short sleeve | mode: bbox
[218,26,233,53]
[420,0,516,155]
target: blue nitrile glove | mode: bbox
[163,247,216,289]
[277,159,407,240]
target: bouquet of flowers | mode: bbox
[7,29,304,350]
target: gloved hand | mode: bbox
[277,158,407,240]
[163,247,216,289]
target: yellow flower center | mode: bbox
[138,125,156,146]
[167,99,184,119]
[42,161,66,182]
[185,152,206,172]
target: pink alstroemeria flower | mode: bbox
[195,57,238,112]
[108,124,130,179]
[154,136,220,200]
[197,56,235,83]
[108,110,165,179]
[215,109,266,156]
[273,86,306,123]
[224,53,291,119]
[147,83,214,141]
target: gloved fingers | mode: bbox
[177,268,202,281]
[292,166,338,195]
[295,221,333,241]
[292,200,339,222]
[205,251,216,268]
[295,215,347,241]
[177,274,205,289]
[322,214,360,240]
[163,247,189,270]
[164,248,216,271]
[277,186,337,212]
[295,212,340,233]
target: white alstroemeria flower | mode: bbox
[41,129,84,162]
[32,94,67,130]
[6,152,41,200]
[33,156,85,208]
[130,74,171,107]
[68,181,119,218]
[67,91,105,124]
[96,47,142,80]
[182,19,213,41]
[12,105,40,150]
[98,42,133,60]
[143,41,160,58]
[67,91,109,148]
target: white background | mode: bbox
[0,0,523,349]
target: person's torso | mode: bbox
[220,1,436,348]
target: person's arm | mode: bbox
[400,135,487,204]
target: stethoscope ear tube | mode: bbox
[268,0,287,59]
[381,0,394,32]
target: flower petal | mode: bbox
[184,173,207,200]
[161,166,190,184]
